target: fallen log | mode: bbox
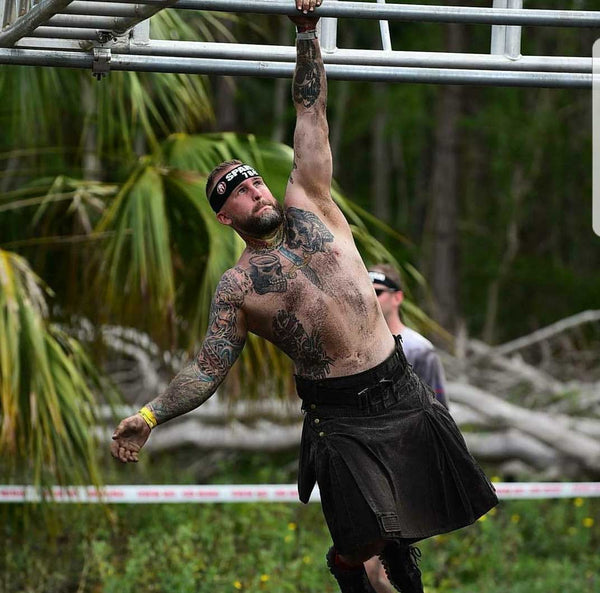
[447,382,600,474]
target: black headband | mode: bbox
[368,270,401,291]
[209,164,260,212]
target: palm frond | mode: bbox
[95,160,176,344]
[0,250,102,487]
[152,8,238,43]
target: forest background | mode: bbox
[1,0,599,591]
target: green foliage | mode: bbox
[0,250,104,487]
[420,496,599,593]
[0,11,219,167]
[2,496,598,593]
[96,161,176,341]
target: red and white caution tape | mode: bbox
[0,484,302,504]
[1,482,599,504]
[493,482,600,499]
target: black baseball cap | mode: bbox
[368,270,401,291]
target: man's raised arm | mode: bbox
[287,2,333,207]
[110,269,249,463]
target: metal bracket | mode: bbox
[92,46,111,80]
[96,29,115,44]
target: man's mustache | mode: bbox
[253,201,275,214]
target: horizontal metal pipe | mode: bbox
[64,2,140,16]
[87,0,171,3]
[173,0,600,28]
[15,36,85,49]
[0,48,591,87]
[3,0,177,43]
[47,14,124,27]
[29,26,101,39]
[103,0,177,34]
[0,0,73,47]
[13,37,593,74]
[134,40,591,74]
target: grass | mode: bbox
[1,454,599,593]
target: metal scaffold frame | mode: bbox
[0,0,598,87]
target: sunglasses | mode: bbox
[375,288,397,296]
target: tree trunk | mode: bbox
[330,80,349,177]
[272,20,292,143]
[81,78,101,180]
[371,83,391,225]
[426,18,464,332]
[214,20,238,131]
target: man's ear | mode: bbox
[216,211,232,226]
[394,291,405,307]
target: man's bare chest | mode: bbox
[241,206,340,298]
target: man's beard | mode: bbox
[233,200,285,237]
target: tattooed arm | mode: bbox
[110,269,249,463]
[286,9,333,209]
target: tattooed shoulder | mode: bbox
[195,268,250,383]
[286,207,334,254]
[215,266,253,306]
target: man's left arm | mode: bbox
[286,3,336,215]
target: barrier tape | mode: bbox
[1,482,600,503]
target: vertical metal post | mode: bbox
[319,0,337,53]
[131,17,149,46]
[491,0,522,58]
[318,0,337,53]
[2,0,16,29]
[18,0,30,19]
[490,0,506,55]
[505,0,522,59]
[377,0,391,51]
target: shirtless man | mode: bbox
[111,3,497,591]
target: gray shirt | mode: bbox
[399,327,448,408]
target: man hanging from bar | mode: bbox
[110,1,498,591]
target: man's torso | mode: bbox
[228,205,394,379]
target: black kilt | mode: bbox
[295,336,498,555]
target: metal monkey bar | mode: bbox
[0,0,598,87]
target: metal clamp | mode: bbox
[92,47,111,81]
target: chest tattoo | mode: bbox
[246,207,334,294]
[248,253,287,294]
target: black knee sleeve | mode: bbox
[326,547,377,593]
[378,541,424,593]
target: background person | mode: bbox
[369,264,448,409]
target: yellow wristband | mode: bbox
[138,406,157,429]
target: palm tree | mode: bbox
[0,248,105,487]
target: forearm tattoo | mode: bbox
[148,270,250,424]
[293,39,324,109]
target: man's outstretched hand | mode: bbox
[290,0,322,24]
[111,414,151,463]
